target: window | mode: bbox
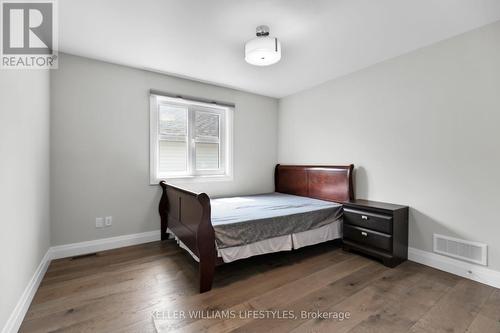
[150,94,233,183]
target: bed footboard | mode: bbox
[159,181,216,293]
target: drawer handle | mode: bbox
[361,215,369,220]
[361,231,368,237]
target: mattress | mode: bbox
[211,192,343,249]
[169,221,342,263]
[217,220,342,262]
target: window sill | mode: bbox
[150,174,233,185]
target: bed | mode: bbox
[159,164,354,293]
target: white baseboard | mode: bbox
[409,247,500,289]
[2,250,51,333]
[2,230,162,333]
[50,230,161,259]
[5,237,499,333]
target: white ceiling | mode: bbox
[59,0,500,98]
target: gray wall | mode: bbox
[50,53,278,245]
[0,70,51,328]
[279,22,500,270]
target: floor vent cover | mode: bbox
[70,253,97,260]
[433,234,487,266]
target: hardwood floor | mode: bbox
[19,240,500,333]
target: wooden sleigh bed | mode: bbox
[159,164,354,293]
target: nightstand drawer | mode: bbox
[343,224,392,252]
[344,208,392,234]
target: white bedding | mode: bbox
[168,219,342,263]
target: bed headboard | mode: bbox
[274,164,354,203]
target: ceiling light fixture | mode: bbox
[245,25,281,66]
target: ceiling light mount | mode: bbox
[255,25,270,37]
[245,25,281,66]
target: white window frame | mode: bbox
[150,94,233,184]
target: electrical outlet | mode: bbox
[105,216,113,227]
[95,217,104,228]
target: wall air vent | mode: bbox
[433,234,487,266]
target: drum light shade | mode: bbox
[245,26,281,66]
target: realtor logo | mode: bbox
[1,0,58,69]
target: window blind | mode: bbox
[152,94,229,178]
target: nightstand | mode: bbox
[342,199,409,267]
